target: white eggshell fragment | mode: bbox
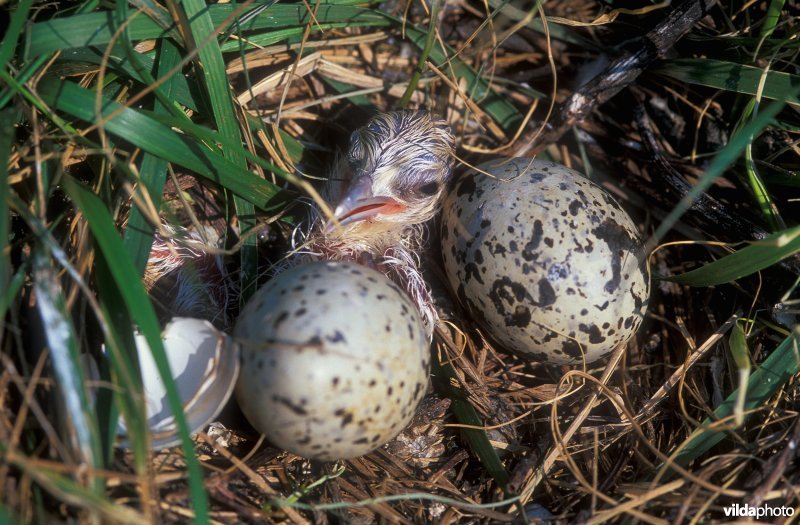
[119,317,239,449]
[441,158,650,364]
[234,261,429,460]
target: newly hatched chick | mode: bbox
[144,111,454,334]
[137,111,454,458]
[291,110,456,333]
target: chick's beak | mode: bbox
[323,175,407,234]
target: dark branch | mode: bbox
[524,0,718,155]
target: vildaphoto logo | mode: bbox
[723,503,795,519]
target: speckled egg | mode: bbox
[234,261,429,460]
[441,158,649,364]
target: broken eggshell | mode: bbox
[117,317,239,449]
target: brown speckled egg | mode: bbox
[234,261,429,460]
[441,158,649,364]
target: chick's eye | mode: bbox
[418,181,440,196]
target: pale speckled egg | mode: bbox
[441,158,650,364]
[234,261,429,460]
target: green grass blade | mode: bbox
[0,57,51,110]
[0,70,82,137]
[121,38,182,275]
[0,108,14,314]
[733,66,785,231]
[93,248,149,469]
[25,5,389,57]
[37,78,281,209]
[744,130,783,231]
[398,0,443,108]
[655,58,800,108]
[25,10,180,57]
[664,330,800,474]
[10,189,149,476]
[31,248,103,495]
[728,321,750,426]
[56,46,203,112]
[0,267,25,324]
[0,0,33,69]
[728,322,750,371]
[430,355,510,492]
[744,140,782,231]
[111,3,194,123]
[180,0,258,300]
[666,225,800,286]
[29,4,521,134]
[61,176,210,524]
[129,0,180,38]
[217,21,393,52]
[113,0,167,275]
[760,0,785,41]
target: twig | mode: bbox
[522,0,718,155]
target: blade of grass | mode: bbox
[121,38,183,275]
[9,191,150,493]
[0,0,35,110]
[129,0,182,39]
[0,0,101,108]
[0,0,33,69]
[0,267,25,324]
[267,492,521,512]
[52,46,311,172]
[655,58,800,108]
[93,247,150,473]
[61,176,210,525]
[0,503,17,525]
[666,225,800,286]
[179,0,258,300]
[760,0,785,42]
[398,0,443,108]
[28,4,521,134]
[54,46,204,112]
[430,354,510,492]
[112,3,194,124]
[743,105,784,231]
[219,21,393,53]
[486,0,598,49]
[728,321,750,426]
[0,108,14,318]
[733,2,788,232]
[25,5,390,57]
[37,78,282,209]
[31,247,103,496]
[0,70,82,137]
